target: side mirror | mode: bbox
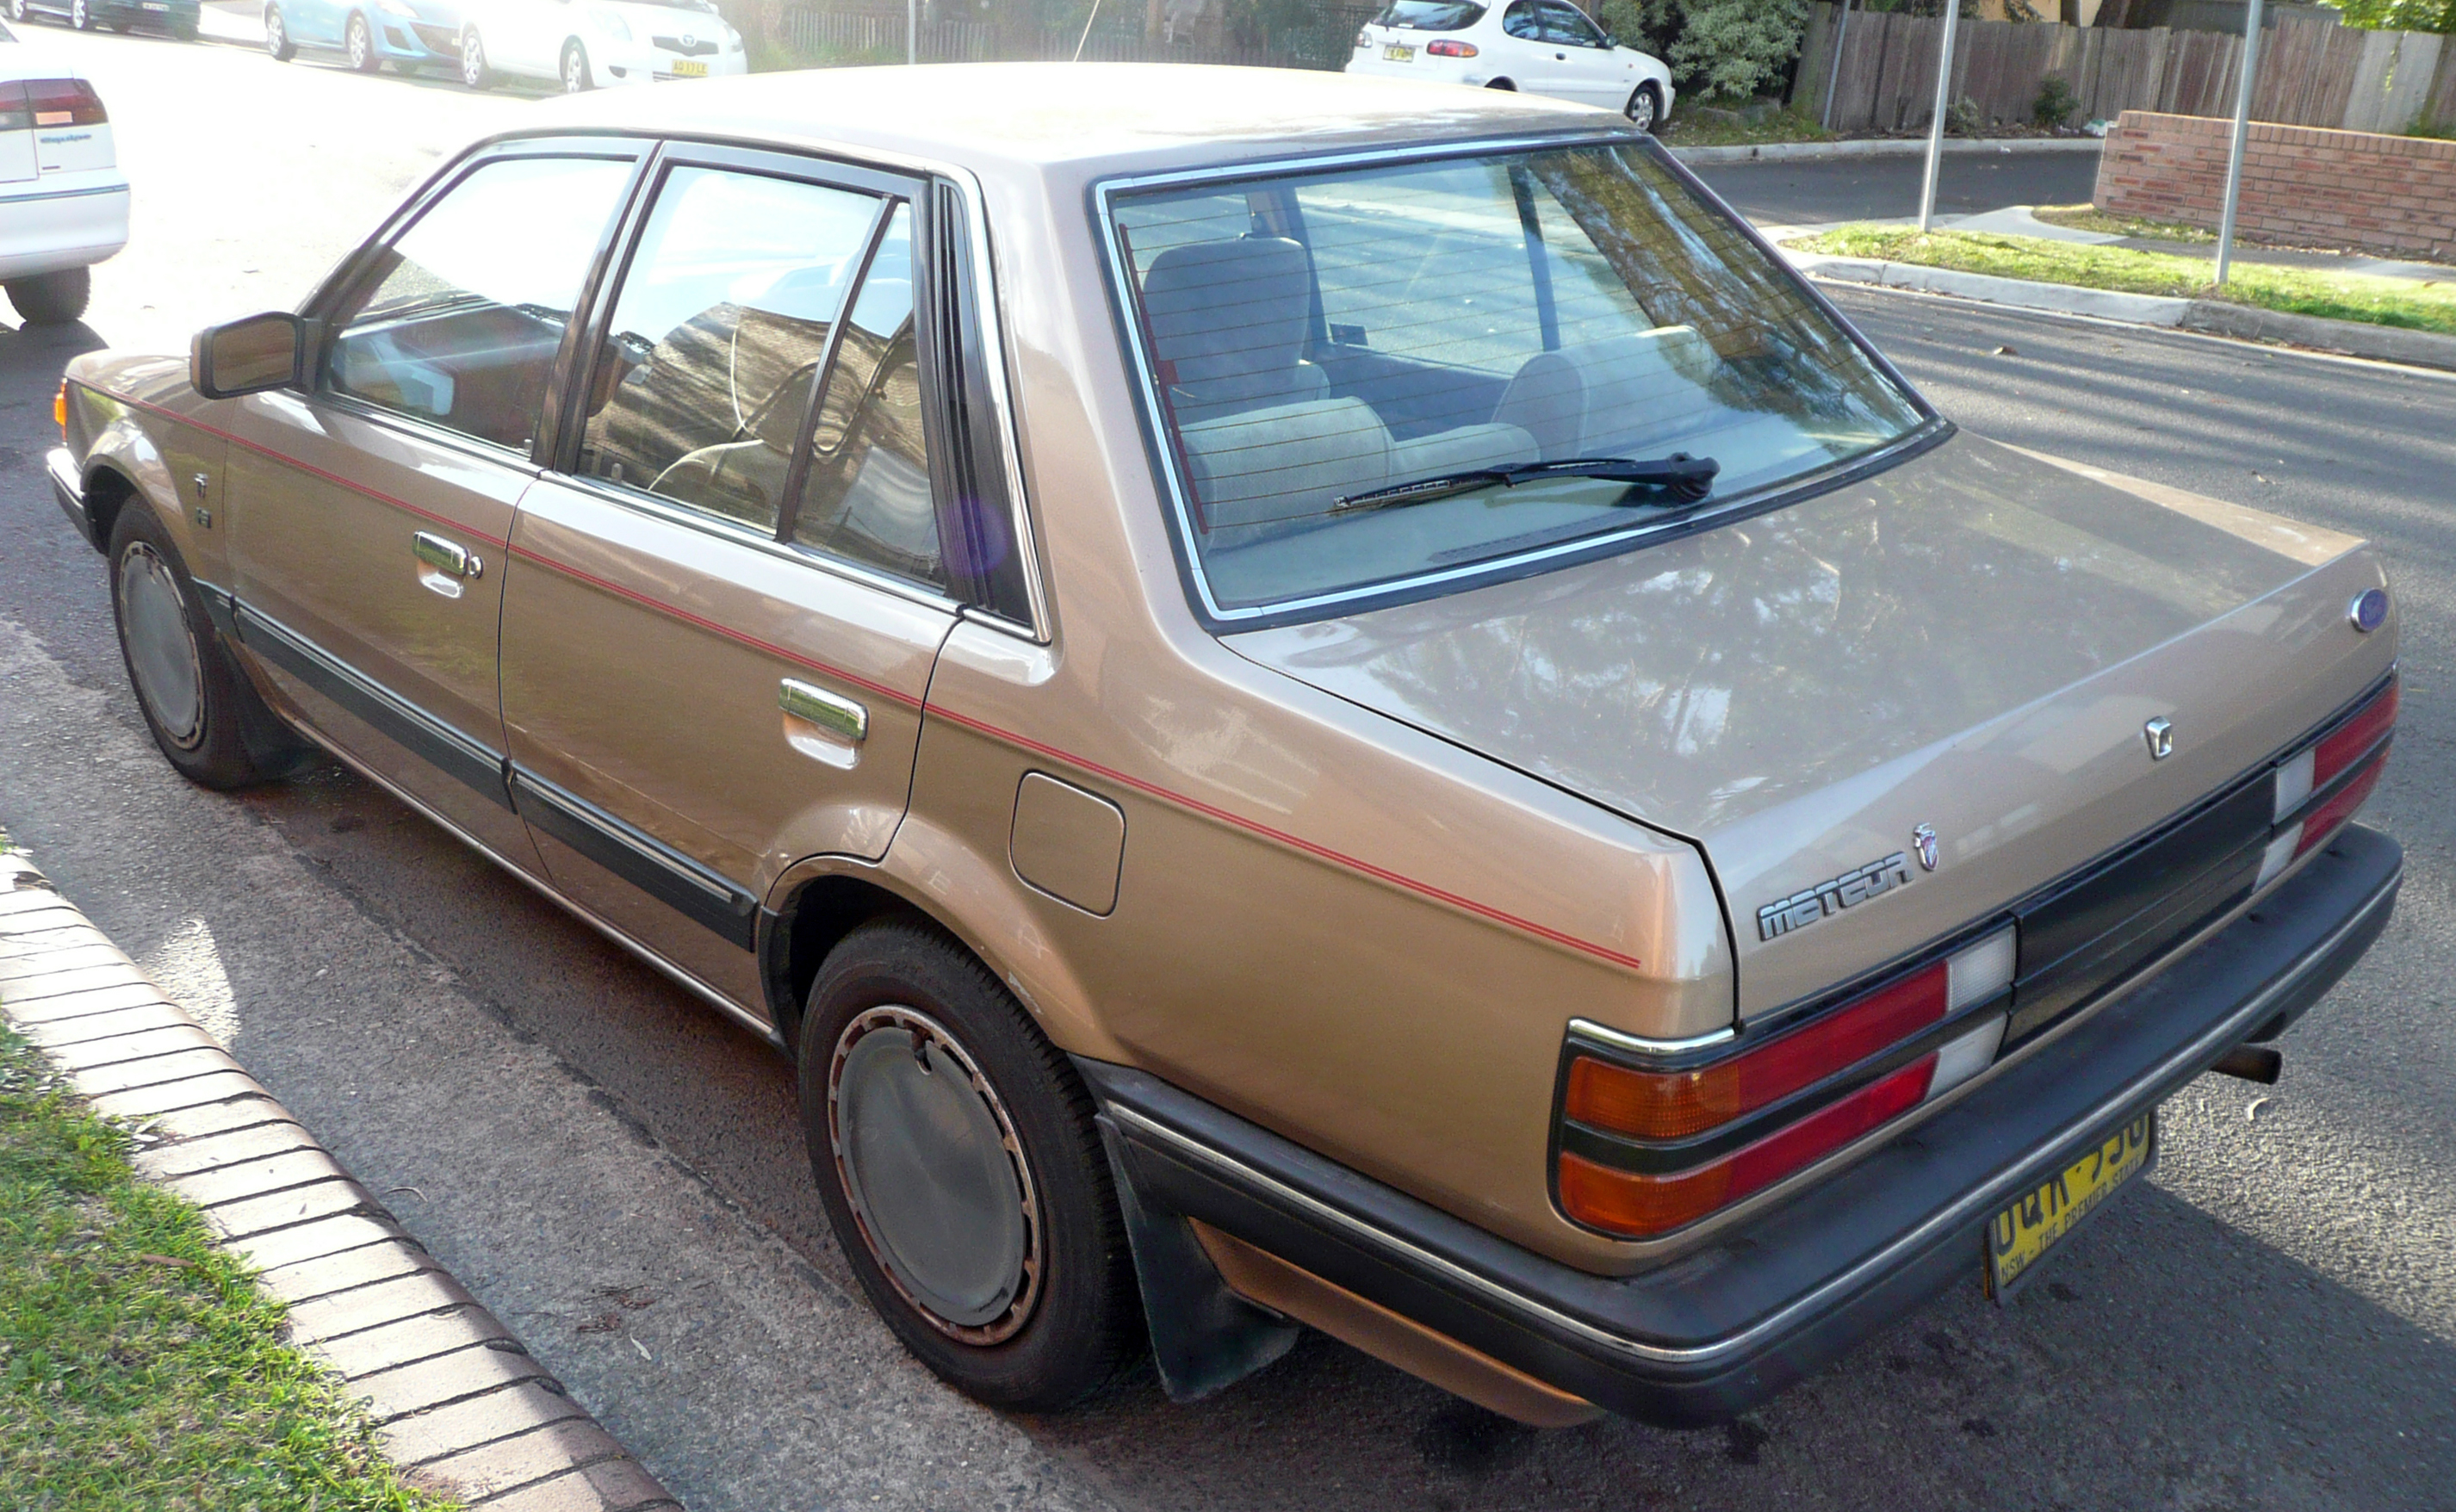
[1602,32,1617,46]
[191,312,304,400]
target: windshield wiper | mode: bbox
[1331,454,1719,513]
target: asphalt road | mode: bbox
[2,28,2449,1512]
[1693,147,2103,231]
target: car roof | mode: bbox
[519,62,1625,183]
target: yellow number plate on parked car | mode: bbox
[1383,43,1414,61]
[673,60,709,77]
[1985,1113,2153,1299]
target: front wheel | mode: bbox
[561,38,590,91]
[5,267,90,325]
[108,505,295,790]
[458,25,491,88]
[798,919,1142,1411]
[66,0,90,30]
[264,3,295,59]
[345,10,379,71]
[1625,82,1662,133]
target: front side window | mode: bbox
[1375,0,1486,29]
[579,165,884,532]
[326,155,633,452]
[1108,143,1930,614]
[1538,1,1603,46]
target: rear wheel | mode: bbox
[66,0,89,29]
[5,267,90,325]
[561,38,590,91]
[6,0,25,23]
[264,3,295,59]
[108,505,295,790]
[1485,77,1516,90]
[345,10,379,71]
[1625,82,1662,132]
[798,918,1142,1411]
[458,25,491,88]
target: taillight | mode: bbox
[1355,27,1371,46]
[1558,928,2015,1239]
[1426,38,1477,55]
[24,78,108,127]
[2261,676,2395,887]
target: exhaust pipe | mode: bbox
[2211,1044,2282,1085]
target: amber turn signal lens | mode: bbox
[1560,1057,1935,1238]
[54,381,67,433]
[1566,961,1949,1141]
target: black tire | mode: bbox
[1485,77,1515,90]
[560,38,590,91]
[798,918,1142,1411]
[264,2,295,58]
[1625,82,1662,133]
[345,10,379,70]
[5,267,90,325]
[108,505,299,789]
[170,18,196,38]
[458,25,490,88]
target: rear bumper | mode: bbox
[1087,824,2400,1424]
[0,181,130,281]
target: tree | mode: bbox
[1594,0,1810,102]
[2319,0,2456,29]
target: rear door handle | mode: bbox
[412,531,481,579]
[780,678,867,769]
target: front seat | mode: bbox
[1139,235,1330,424]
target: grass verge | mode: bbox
[2030,202,2216,245]
[1788,225,2456,338]
[0,1026,459,1511]
[1658,107,1835,148]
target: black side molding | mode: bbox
[1085,827,2400,1425]
[507,770,759,951]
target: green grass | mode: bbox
[1789,225,2456,338]
[1658,107,1835,148]
[0,1028,460,1512]
[2030,202,2217,245]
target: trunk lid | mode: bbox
[1225,433,2390,1018]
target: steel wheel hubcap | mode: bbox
[565,49,583,88]
[828,1007,1040,1343]
[118,544,205,749]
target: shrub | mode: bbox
[2034,73,2078,128]
[1596,0,1808,103]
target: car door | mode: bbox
[1492,0,1569,101]
[226,144,642,871]
[497,0,564,74]
[1535,0,1625,108]
[499,145,972,1013]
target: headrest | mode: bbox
[1140,236,1315,388]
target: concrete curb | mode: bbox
[1787,251,2456,373]
[0,854,681,1512]
[1671,136,2100,165]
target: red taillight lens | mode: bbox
[1355,27,1371,46]
[1426,38,1477,55]
[2293,748,2387,858]
[24,78,108,127]
[2313,679,2397,789]
[1560,1058,1936,1236]
[1567,962,1946,1141]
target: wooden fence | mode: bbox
[1794,6,2456,136]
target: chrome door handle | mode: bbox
[412,531,481,579]
[780,679,867,744]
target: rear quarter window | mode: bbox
[1375,1,1487,30]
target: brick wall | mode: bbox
[2093,110,2456,264]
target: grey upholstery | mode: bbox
[1142,236,1330,424]
[1492,326,1717,460]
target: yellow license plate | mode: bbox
[1985,1112,2153,1299]
[1383,43,1414,61]
[673,60,708,77]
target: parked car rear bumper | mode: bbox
[1086,823,2401,1425]
[0,179,129,281]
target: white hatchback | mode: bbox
[456,0,746,93]
[1346,0,1673,130]
[0,18,127,325]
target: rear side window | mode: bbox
[1376,1,1485,29]
[578,165,884,532]
[326,155,632,453]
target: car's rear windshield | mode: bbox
[1106,141,1931,616]
[1374,2,1486,30]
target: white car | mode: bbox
[456,0,746,92]
[1347,0,1674,130]
[0,18,127,325]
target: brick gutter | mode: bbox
[0,852,682,1512]
[1783,249,2456,376]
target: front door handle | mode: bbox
[412,531,482,579]
[780,678,867,769]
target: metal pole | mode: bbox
[1916,0,1963,234]
[908,0,916,65]
[2214,0,2265,286]
[1821,0,1854,133]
